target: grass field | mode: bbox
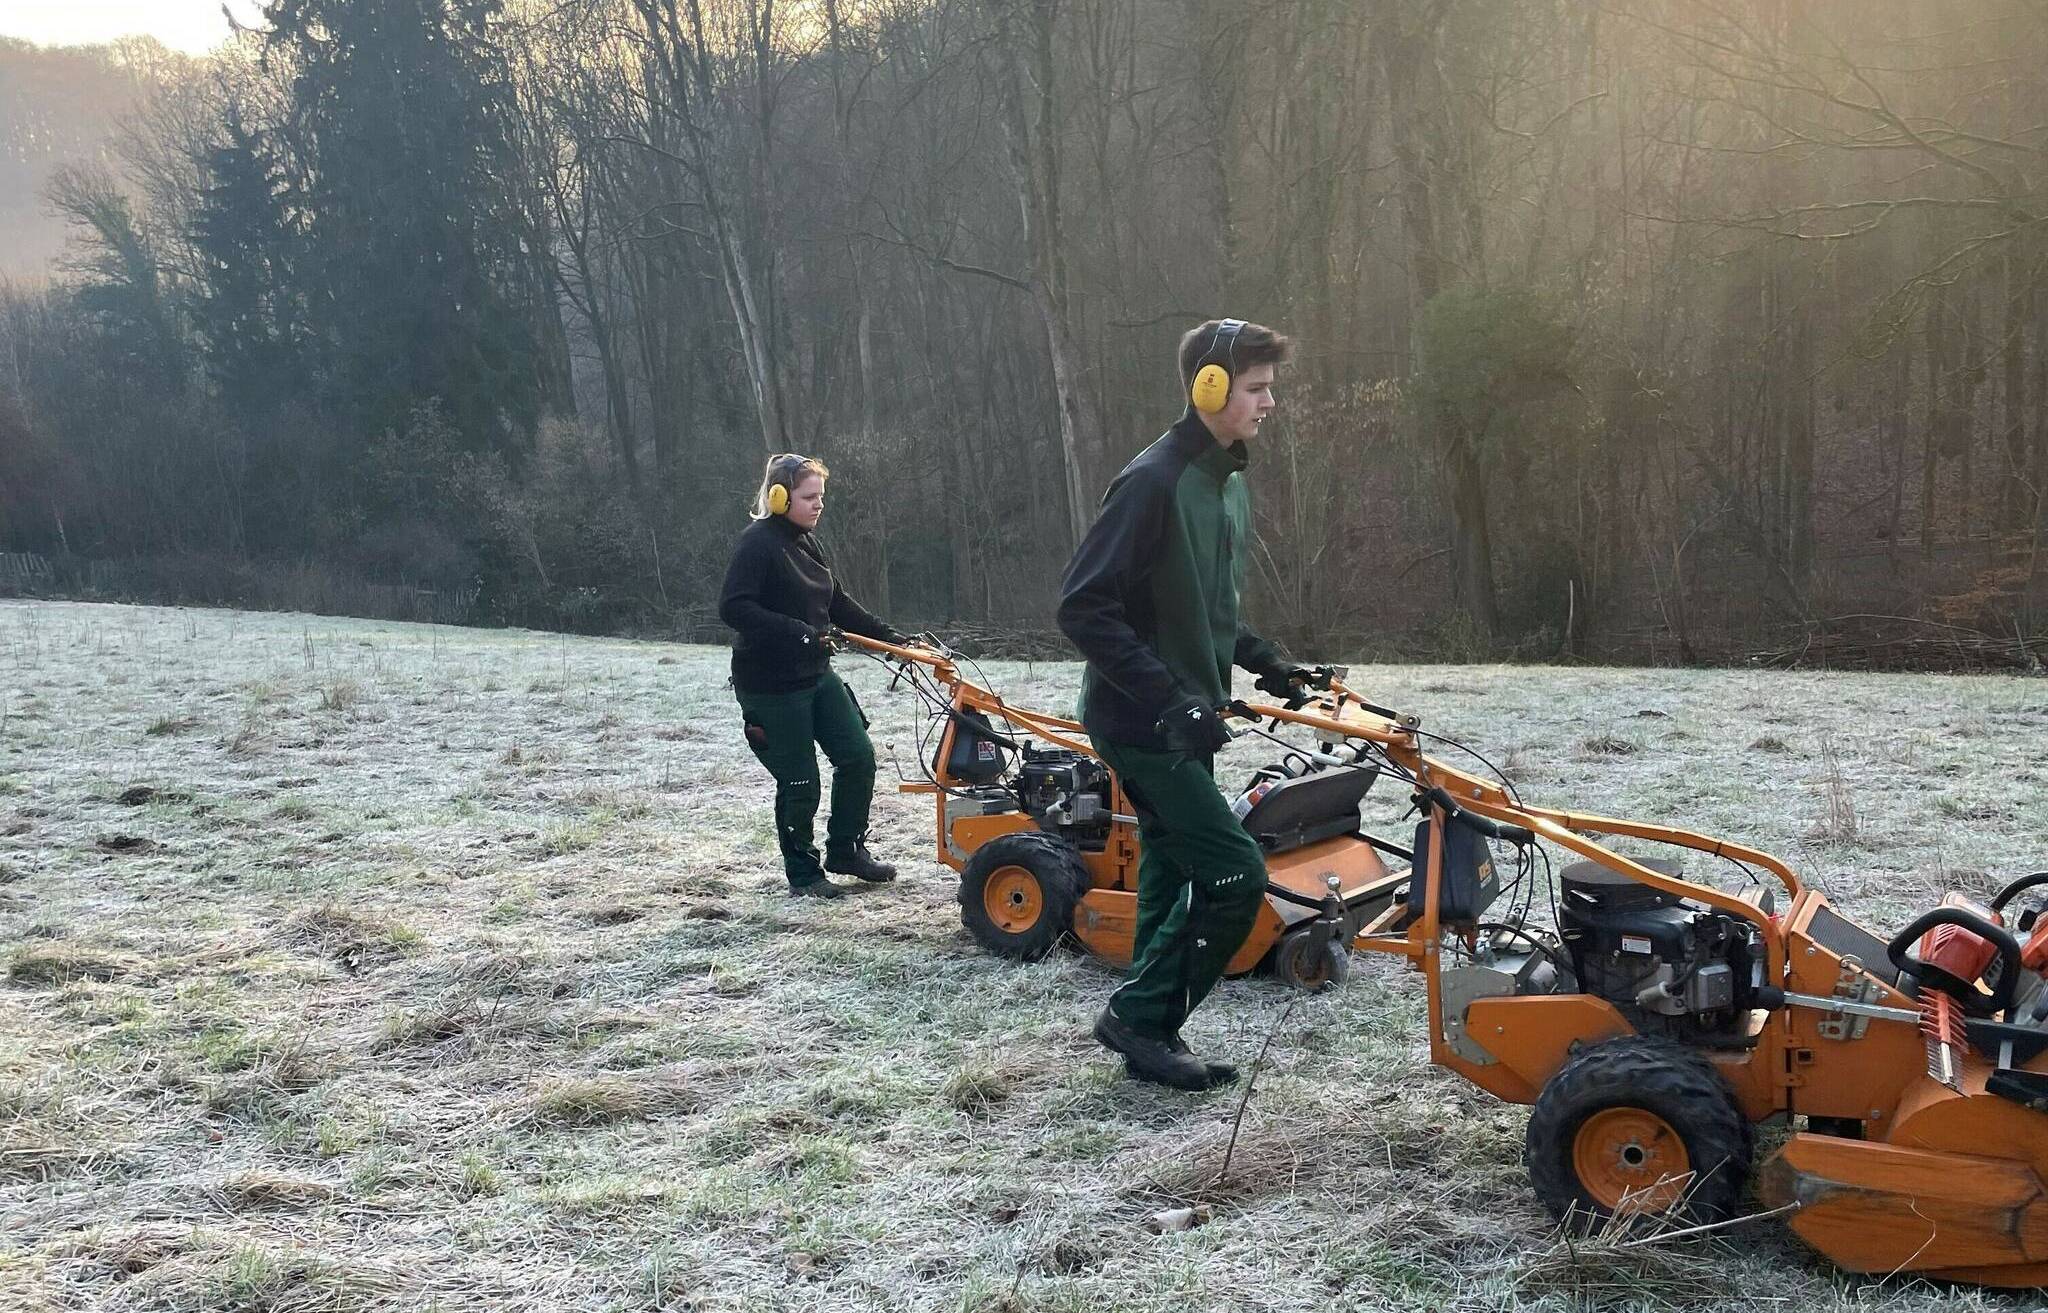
[2,599,2045,1312]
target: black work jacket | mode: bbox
[718,515,897,694]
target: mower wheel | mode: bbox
[1271,927,1350,993]
[1524,1035,1750,1232]
[958,831,1089,962]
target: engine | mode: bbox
[1017,746,1114,849]
[1559,859,1760,1039]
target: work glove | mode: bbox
[1155,694,1233,755]
[806,625,846,653]
[1253,661,1334,705]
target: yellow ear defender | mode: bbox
[1189,318,1247,415]
[764,454,809,516]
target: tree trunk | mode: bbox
[1923,287,1945,560]
[1885,345,1909,571]
[1783,291,1815,584]
[990,0,1103,548]
[1444,423,1501,639]
[2036,267,2048,549]
[590,308,640,488]
[1960,287,1980,551]
[2003,253,2031,531]
[630,0,789,457]
[1376,4,1494,643]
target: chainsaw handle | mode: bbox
[1420,786,1536,847]
[1888,907,2022,1018]
[1990,872,2048,916]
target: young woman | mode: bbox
[718,454,905,898]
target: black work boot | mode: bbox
[1092,1006,1211,1091]
[789,877,847,900]
[825,842,896,884]
[1168,1033,1239,1087]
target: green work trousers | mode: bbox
[735,672,876,886]
[1091,733,1269,1038]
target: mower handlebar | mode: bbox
[839,631,947,665]
[1317,673,1420,730]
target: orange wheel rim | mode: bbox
[1572,1108,1690,1213]
[983,867,1044,934]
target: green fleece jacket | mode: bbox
[1055,412,1286,747]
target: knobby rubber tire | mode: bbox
[1524,1034,1751,1232]
[958,831,1090,962]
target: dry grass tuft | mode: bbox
[1806,736,1861,845]
[943,1065,1013,1116]
[1123,1119,1333,1209]
[60,1222,198,1276]
[448,948,542,990]
[372,1000,477,1053]
[277,904,422,969]
[94,832,161,853]
[185,1238,399,1312]
[0,1133,115,1183]
[1578,733,1642,756]
[584,902,644,926]
[1513,1211,1762,1306]
[145,714,202,737]
[214,1170,341,1212]
[454,1149,500,1199]
[318,678,362,712]
[8,942,136,986]
[523,1071,697,1127]
[193,1032,326,1116]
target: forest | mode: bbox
[1,0,2044,666]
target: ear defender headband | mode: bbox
[764,454,812,516]
[1189,318,1247,415]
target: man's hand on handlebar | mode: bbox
[1156,695,1233,754]
[1253,662,1337,708]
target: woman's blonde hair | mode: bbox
[751,453,830,520]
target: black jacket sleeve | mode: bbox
[827,581,900,642]
[1055,470,1184,717]
[718,532,811,645]
[1234,626,1286,675]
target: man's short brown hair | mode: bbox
[1178,318,1292,389]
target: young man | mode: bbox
[1056,318,1326,1090]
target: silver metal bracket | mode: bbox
[1789,956,1918,1036]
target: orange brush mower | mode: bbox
[847,633,2048,1285]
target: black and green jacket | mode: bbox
[1056,412,1285,748]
